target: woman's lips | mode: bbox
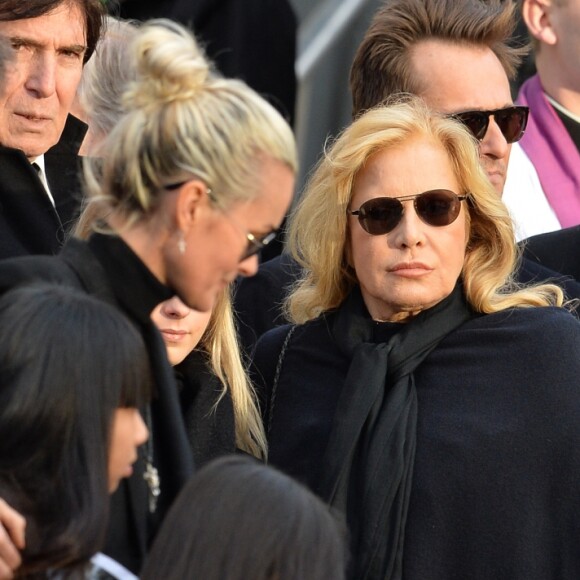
[160,329,189,343]
[389,262,432,277]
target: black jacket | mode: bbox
[176,349,236,467]
[0,114,87,259]
[522,226,580,283]
[0,235,194,574]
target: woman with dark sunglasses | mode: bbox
[252,96,580,580]
[0,18,296,576]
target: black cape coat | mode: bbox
[253,304,580,580]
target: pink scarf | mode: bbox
[517,74,580,227]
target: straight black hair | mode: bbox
[0,283,151,577]
[141,455,348,580]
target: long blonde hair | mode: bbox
[287,96,562,324]
[200,288,267,459]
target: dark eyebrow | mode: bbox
[9,36,87,55]
[59,44,87,55]
[9,36,44,50]
[450,103,515,115]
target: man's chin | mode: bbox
[2,130,61,159]
[486,172,506,197]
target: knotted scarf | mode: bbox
[316,283,474,580]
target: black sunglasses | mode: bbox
[451,105,529,144]
[349,189,468,235]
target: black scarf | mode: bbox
[316,284,474,580]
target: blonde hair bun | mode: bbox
[124,18,212,109]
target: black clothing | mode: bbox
[315,285,474,580]
[0,235,194,574]
[253,299,580,580]
[45,113,88,232]
[554,107,580,153]
[116,0,297,125]
[0,115,87,259]
[522,226,580,283]
[176,349,236,467]
[234,253,302,355]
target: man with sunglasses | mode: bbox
[517,0,580,233]
[350,0,557,242]
[516,0,580,283]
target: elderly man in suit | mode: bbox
[0,0,104,259]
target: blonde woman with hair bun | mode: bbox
[0,18,296,575]
[72,16,268,465]
[253,96,580,580]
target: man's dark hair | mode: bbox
[0,0,105,62]
[350,0,527,117]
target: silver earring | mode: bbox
[177,232,186,255]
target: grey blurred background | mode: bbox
[290,0,383,193]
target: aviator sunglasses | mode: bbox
[165,180,277,261]
[349,189,468,235]
[451,105,529,144]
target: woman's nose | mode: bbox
[134,411,149,447]
[159,295,191,319]
[389,203,426,248]
[237,254,260,278]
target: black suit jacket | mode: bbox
[0,237,194,573]
[0,114,86,259]
[522,226,580,283]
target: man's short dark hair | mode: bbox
[350,0,527,118]
[0,0,104,62]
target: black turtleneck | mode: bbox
[87,233,173,324]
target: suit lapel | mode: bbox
[0,146,63,255]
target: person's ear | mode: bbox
[522,0,558,46]
[174,180,208,233]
